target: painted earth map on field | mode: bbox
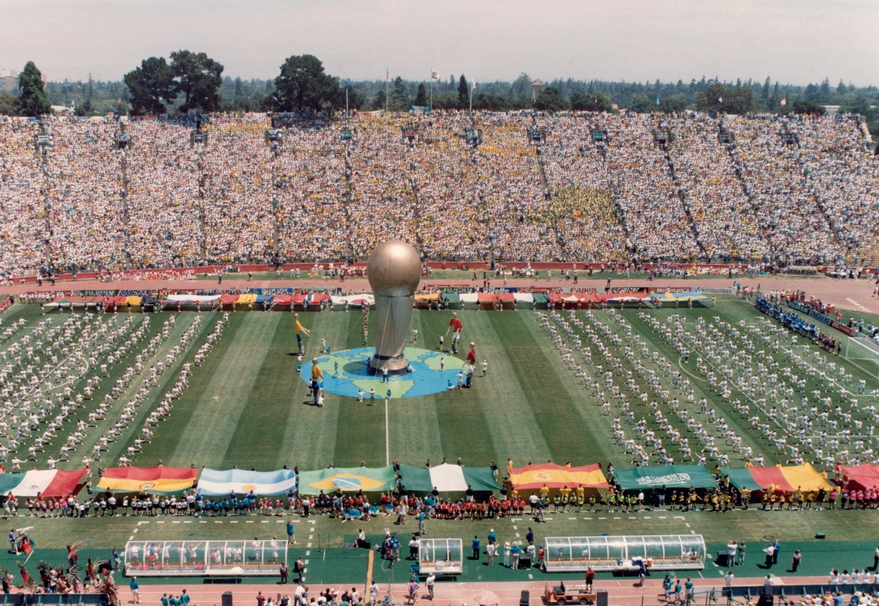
[299,347,468,399]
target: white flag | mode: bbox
[472,81,477,90]
[431,69,439,81]
[718,96,723,104]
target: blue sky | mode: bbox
[3,0,877,85]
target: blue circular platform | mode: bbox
[299,347,468,399]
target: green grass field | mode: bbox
[3,298,879,581]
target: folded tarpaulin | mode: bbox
[51,297,105,308]
[614,465,717,490]
[0,469,88,497]
[164,294,221,303]
[508,463,608,490]
[97,466,199,494]
[197,468,297,496]
[841,464,879,491]
[398,464,500,493]
[298,466,396,495]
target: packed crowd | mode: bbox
[1,111,877,277]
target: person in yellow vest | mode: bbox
[539,484,550,499]
[559,486,572,512]
[294,313,310,354]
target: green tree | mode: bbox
[629,93,653,113]
[170,50,224,113]
[74,98,93,117]
[371,89,387,111]
[534,86,568,112]
[838,95,870,116]
[837,79,848,95]
[123,56,176,115]
[571,91,612,112]
[762,77,771,104]
[0,93,19,116]
[18,61,51,116]
[391,76,409,109]
[789,99,826,116]
[471,92,508,111]
[659,96,687,113]
[510,73,532,98]
[414,83,427,106]
[695,83,752,114]
[273,54,342,112]
[819,77,831,103]
[458,75,469,109]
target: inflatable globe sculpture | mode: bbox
[367,240,421,376]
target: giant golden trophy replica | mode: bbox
[367,240,421,376]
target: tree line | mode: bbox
[2,53,878,134]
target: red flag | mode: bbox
[780,97,787,106]
[117,98,122,106]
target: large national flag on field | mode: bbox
[614,465,716,490]
[97,466,199,495]
[196,468,297,496]
[840,464,879,491]
[398,464,499,493]
[0,470,88,497]
[508,463,608,491]
[722,463,832,494]
[298,466,396,495]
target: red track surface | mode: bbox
[97,574,835,606]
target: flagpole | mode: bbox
[385,68,389,113]
[345,81,349,116]
[430,79,433,110]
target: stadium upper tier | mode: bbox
[1,111,877,275]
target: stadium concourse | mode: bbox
[1,273,877,316]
